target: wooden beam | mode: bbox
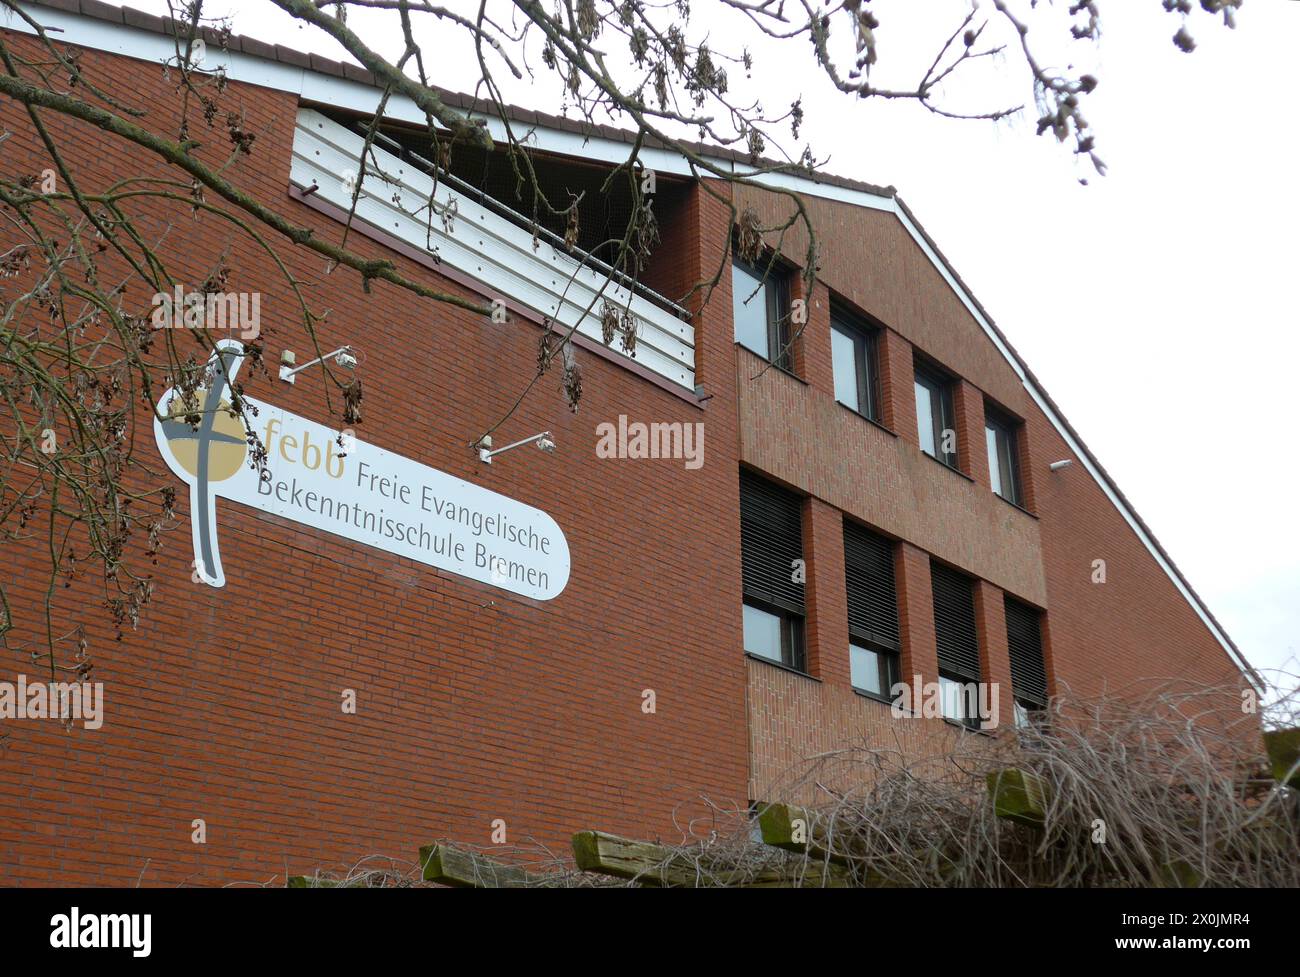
[757,802,850,866]
[756,802,953,885]
[1263,727,1300,789]
[571,830,713,886]
[987,768,1051,829]
[286,875,363,888]
[418,843,540,888]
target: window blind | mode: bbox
[740,471,804,615]
[931,561,981,682]
[1005,596,1048,707]
[844,522,899,650]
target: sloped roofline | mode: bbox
[7,0,1260,686]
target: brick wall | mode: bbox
[0,35,748,884]
[745,657,1008,803]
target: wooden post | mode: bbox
[757,801,960,885]
[757,802,848,865]
[418,843,540,887]
[1263,727,1300,789]
[987,768,1050,829]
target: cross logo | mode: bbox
[154,340,249,587]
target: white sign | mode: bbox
[154,340,570,600]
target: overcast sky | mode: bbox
[111,0,1298,681]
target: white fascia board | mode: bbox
[725,160,895,213]
[8,1,1251,681]
[6,2,307,92]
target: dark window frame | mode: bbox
[985,405,1024,507]
[743,596,807,673]
[850,638,901,701]
[830,308,880,423]
[914,360,958,469]
[732,255,793,372]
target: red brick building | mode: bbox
[0,2,1256,885]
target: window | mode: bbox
[831,309,880,421]
[1005,596,1048,726]
[931,561,982,729]
[1013,701,1039,730]
[844,521,900,700]
[985,407,1023,506]
[746,800,765,843]
[850,644,897,697]
[732,258,792,370]
[938,675,978,725]
[914,362,957,468]
[740,471,806,671]
[743,603,803,667]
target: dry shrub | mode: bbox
[767,676,1299,887]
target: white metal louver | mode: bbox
[290,108,696,390]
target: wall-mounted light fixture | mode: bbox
[1049,459,1074,472]
[279,346,357,384]
[477,431,555,464]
